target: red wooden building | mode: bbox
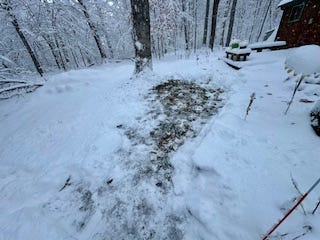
[276,0,320,48]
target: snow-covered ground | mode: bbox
[0,48,319,240]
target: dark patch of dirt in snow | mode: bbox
[145,80,224,192]
[46,79,225,240]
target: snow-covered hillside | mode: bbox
[0,49,319,240]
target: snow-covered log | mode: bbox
[0,83,42,99]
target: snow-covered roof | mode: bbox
[278,0,305,8]
[278,0,294,7]
[266,27,279,42]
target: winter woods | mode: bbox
[0,0,284,75]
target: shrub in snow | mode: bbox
[230,39,240,49]
[285,45,320,75]
[231,42,239,49]
[229,39,248,49]
[310,100,320,136]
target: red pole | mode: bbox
[262,177,320,240]
[262,194,308,240]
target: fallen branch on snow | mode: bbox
[290,174,307,215]
[244,92,256,120]
[285,75,304,115]
[312,200,320,215]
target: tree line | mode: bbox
[0,0,283,75]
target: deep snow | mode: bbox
[285,45,320,75]
[0,48,320,240]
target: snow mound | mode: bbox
[285,45,320,75]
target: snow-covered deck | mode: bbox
[248,41,286,52]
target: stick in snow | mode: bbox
[312,200,320,215]
[269,225,312,240]
[290,174,307,215]
[244,92,256,120]
[292,225,312,240]
[284,76,304,115]
[59,176,72,192]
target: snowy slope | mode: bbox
[1,49,320,240]
[171,50,320,240]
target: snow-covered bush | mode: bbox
[310,100,320,136]
[230,39,240,49]
[231,42,239,49]
[229,39,249,49]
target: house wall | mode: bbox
[276,0,320,47]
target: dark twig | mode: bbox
[290,174,307,215]
[292,225,312,240]
[59,175,72,192]
[285,75,304,115]
[244,92,256,120]
[312,200,320,215]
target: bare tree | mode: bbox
[130,0,152,74]
[0,0,44,76]
[193,0,199,52]
[209,0,220,49]
[249,1,262,43]
[77,0,107,61]
[257,0,272,41]
[202,0,210,46]
[219,0,231,46]
[181,0,189,51]
[226,0,238,47]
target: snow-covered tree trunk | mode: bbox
[219,0,231,46]
[209,0,220,49]
[193,0,198,52]
[77,0,107,61]
[256,0,272,41]
[130,0,152,74]
[202,0,210,46]
[181,0,190,51]
[249,0,262,43]
[96,6,114,59]
[42,35,63,70]
[226,0,238,47]
[1,0,44,76]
